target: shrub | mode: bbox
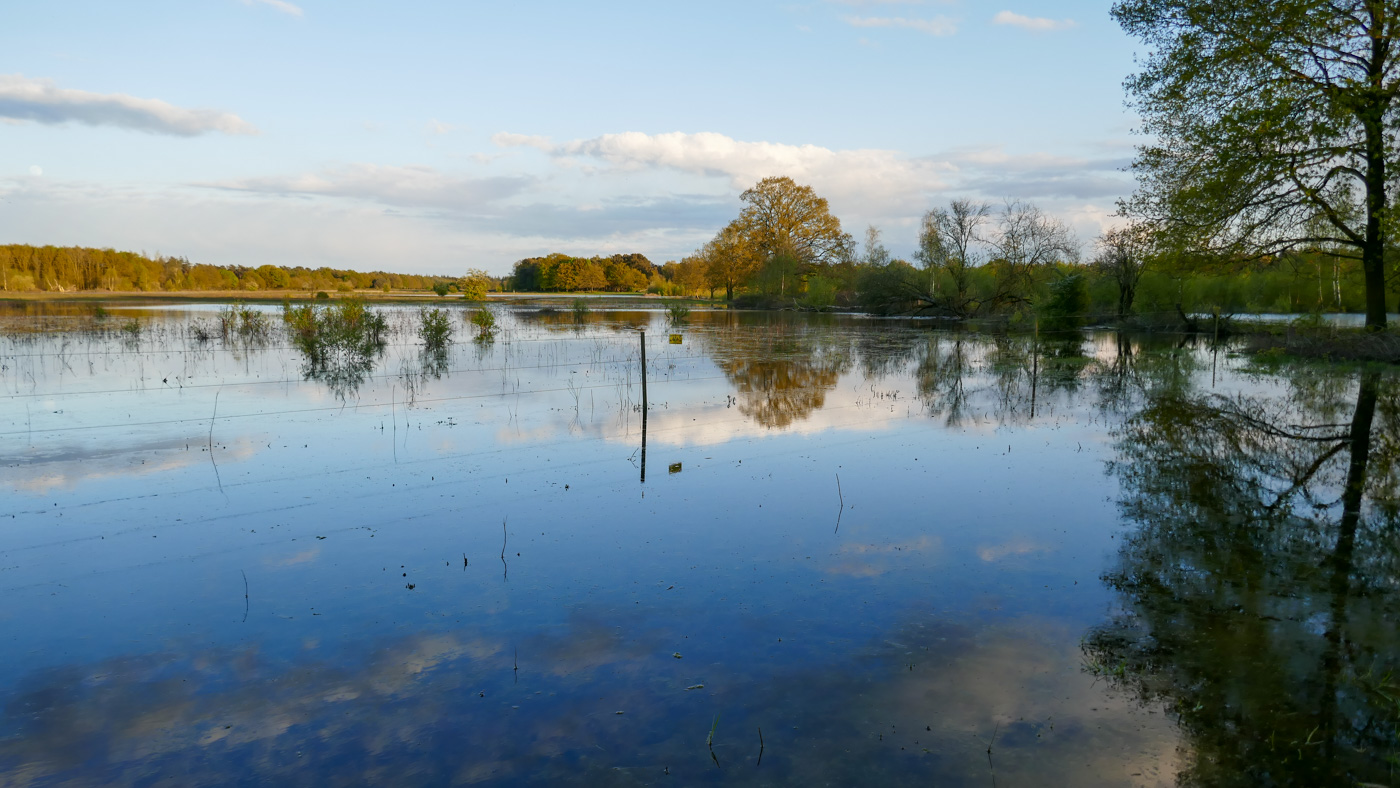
[666,300,691,325]
[803,276,839,310]
[469,306,497,336]
[418,306,453,351]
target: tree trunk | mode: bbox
[1362,38,1390,331]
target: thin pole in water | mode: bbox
[1031,317,1039,419]
[639,329,647,484]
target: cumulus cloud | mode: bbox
[992,11,1077,31]
[844,15,958,35]
[494,130,953,210]
[242,0,303,16]
[0,74,257,136]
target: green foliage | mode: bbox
[856,261,929,315]
[752,253,802,298]
[1112,0,1397,328]
[1042,273,1089,329]
[571,298,590,322]
[459,268,493,301]
[282,297,388,367]
[315,291,330,299]
[666,300,691,325]
[469,306,497,336]
[418,306,453,351]
[218,303,272,342]
[431,282,452,297]
[803,275,839,310]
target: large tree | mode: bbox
[1113,0,1400,330]
[736,176,851,268]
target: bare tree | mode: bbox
[1094,222,1154,318]
[862,225,890,267]
[915,199,991,315]
[987,199,1079,310]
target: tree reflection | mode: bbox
[285,300,389,400]
[913,333,1103,426]
[708,324,852,429]
[1087,367,1400,785]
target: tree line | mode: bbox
[640,176,1392,322]
[0,244,466,294]
[506,253,659,293]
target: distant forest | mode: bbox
[0,244,463,294]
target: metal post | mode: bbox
[639,329,647,484]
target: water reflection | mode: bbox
[707,323,852,429]
[1087,367,1400,785]
[10,299,1400,786]
[0,612,1179,786]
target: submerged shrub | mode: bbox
[189,319,215,343]
[218,303,273,342]
[282,297,387,364]
[666,300,691,325]
[571,298,590,323]
[469,305,497,336]
[418,306,453,351]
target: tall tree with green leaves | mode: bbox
[1113,0,1400,329]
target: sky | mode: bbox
[0,1,1142,276]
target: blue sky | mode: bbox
[1,1,1140,276]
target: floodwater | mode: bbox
[1,300,1396,786]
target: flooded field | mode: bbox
[1,299,1397,786]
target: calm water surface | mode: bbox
[1,301,1396,786]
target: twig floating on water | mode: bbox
[708,714,721,770]
[500,517,508,582]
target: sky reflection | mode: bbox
[5,302,1391,784]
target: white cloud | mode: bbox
[29,165,42,176]
[490,132,552,151]
[0,74,257,136]
[241,0,303,17]
[494,130,953,210]
[991,11,1077,31]
[208,163,532,210]
[844,15,957,35]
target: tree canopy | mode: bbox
[1113,0,1400,329]
[736,176,852,268]
[507,253,657,293]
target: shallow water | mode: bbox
[1,301,1396,786]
